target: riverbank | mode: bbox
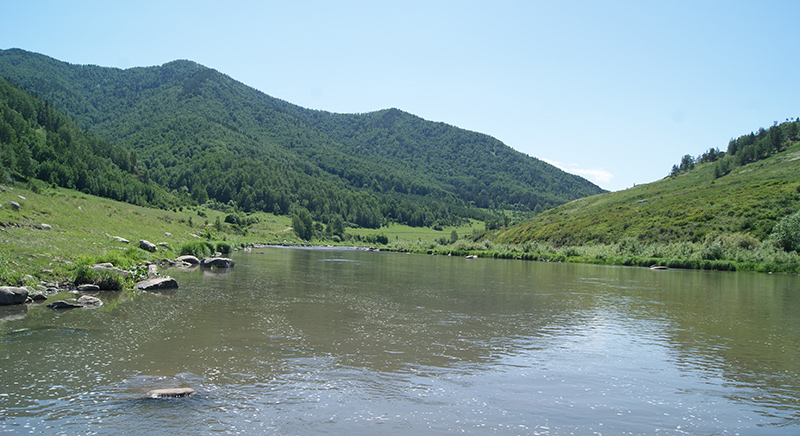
[387,238,800,274]
[3,183,799,298]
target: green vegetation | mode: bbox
[0,77,178,209]
[390,233,800,274]
[480,120,800,273]
[1,48,798,282]
[0,48,603,232]
[0,183,301,287]
[73,263,126,291]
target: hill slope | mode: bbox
[493,134,800,246]
[0,48,604,228]
[0,76,177,208]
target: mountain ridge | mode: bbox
[0,48,604,228]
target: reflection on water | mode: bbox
[1,247,799,434]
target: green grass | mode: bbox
[0,184,292,287]
[348,219,483,245]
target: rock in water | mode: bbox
[47,300,84,309]
[146,388,196,398]
[135,277,179,291]
[77,284,101,292]
[77,295,103,308]
[175,255,200,265]
[0,286,28,305]
[200,257,235,268]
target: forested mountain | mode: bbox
[492,119,800,246]
[0,48,604,228]
[0,77,178,208]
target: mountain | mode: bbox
[0,48,604,229]
[491,120,800,246]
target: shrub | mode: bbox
[216,242,233,255]
[73,264,124,290]
[180,241,215,258]
[770,210,800,252]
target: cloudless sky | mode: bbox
[2,0,799,191]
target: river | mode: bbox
[1,247,799,434]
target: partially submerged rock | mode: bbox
[77,284,101,292]
[200,257,235,268]
[176,255,200,265]
[77,295,103,308]
[28,292,48,302]
[0,286,29,305]
[136,277,179,291]
[47,300,84,309]
[146,387,196,398]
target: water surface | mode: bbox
[2,247,799,434]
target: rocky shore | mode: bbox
[0,255,235,311]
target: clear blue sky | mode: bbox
[3,0,799,191]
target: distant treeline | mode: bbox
[670,118,800,178]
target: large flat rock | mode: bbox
[135,277,179,291]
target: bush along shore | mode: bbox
[388,234,800,274]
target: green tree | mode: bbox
[327,215,345,237]
[770,210,800,252]
[292,208,314,240]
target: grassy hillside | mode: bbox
[0,182,289,286]
[493,142,800,247]
[0,182,487,287]
[0,48,604,229]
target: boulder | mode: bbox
[139,240,158,252]
[176,255,200,265]
[29,292,47,302]
[147,264,159,276]
[113,236,130,244]
[41,223,52,230]
[93,262,115,269]
[2,201,20,211]
[0,286,29,305]
[47,300,83,309]
[77,284,101,292]
[77,295,103,308]
[200,257,235,269]
[146,388,195,398]
[136,277,179,291]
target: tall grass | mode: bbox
[179,241,216,258]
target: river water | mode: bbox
[1,247,799,435]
